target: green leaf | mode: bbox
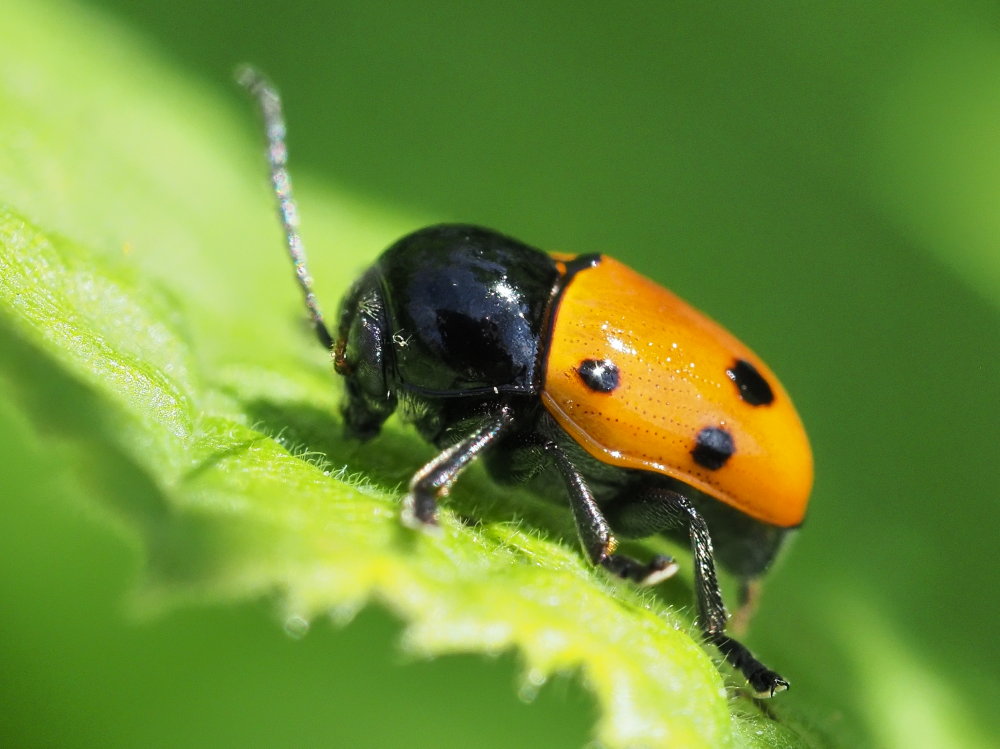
[0,1,829,746]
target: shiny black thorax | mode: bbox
[334,224,558,445]
[378,224,557,396]
[335,224,786,580]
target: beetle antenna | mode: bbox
[237,65,335,351]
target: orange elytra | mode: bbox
[542,254,813,528]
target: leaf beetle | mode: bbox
[240,69,813,697]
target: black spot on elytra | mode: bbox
[692,427,734,470]
[577,359,619,393]
[726,359,774,406]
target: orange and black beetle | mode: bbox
[242,69,813,697]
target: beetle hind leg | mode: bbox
[542,442,678,586]
[615,488,789,697]
[708,632,788,697]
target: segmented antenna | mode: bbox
[238,66,335,351]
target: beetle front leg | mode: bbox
[403,405,517,527]
[542,442,678,586]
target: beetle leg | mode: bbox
[403,405,517,528]
[542,442,678,586]
[631,489,789,697]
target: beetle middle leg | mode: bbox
[542,441,678,586]
[403,405,517,528]
[610,488,789,697]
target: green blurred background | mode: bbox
[2,1,999,746]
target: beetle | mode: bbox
[240,68,813,697]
